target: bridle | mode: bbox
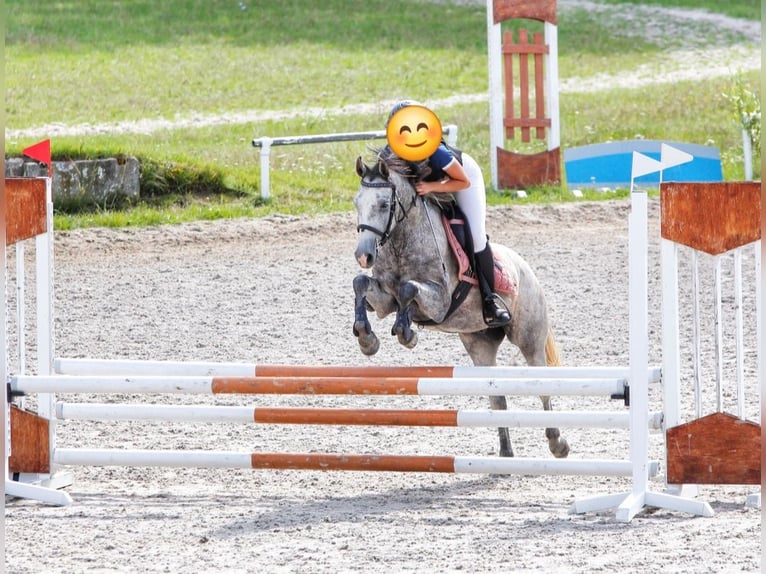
[356,175,416,247]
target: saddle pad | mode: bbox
[441,214,516,297]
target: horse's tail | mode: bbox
[544,325,561,367]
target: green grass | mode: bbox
[5,0,760,229]
[54,197,271,231]
[600,0,758,20]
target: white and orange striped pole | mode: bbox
[55,402,662,430]
[52,449,653,477]
[13,374,629,398]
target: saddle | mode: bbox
[423,202,516,325]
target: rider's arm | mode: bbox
[415,159,470,195]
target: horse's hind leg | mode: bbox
[489,395,513,457]
[541,396,569,458]
[517,346,569,458]
[459,330,513,457]
[512,318,570,458]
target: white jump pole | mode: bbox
[714,257,723,412]
[734,247,744,418]
[52,357,662,383]
[52,448,658,478]
[252,126,458,201]
[545,20,560,152]
[13,375,629,398]
[55,402,664,430]
[486,0,502,191]
[615,187,652,521]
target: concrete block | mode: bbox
[54,157,140,201]
[5,157,140,202]
[6,158,25,177]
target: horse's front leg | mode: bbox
[391,282,418,349]
[391,280,450,349]
[353,275,397,356]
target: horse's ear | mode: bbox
[355,156,367,178]
[378,159,389,180]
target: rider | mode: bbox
[385,100,511,328]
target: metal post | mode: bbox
[444,125,458,147]
[258,137,272,201]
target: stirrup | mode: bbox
[482,293,511,327]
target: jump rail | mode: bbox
[251,125,458,200]
[12,374,630,398]
[54,402,664,430]
[52,449,659,477]
[53,357,663,383]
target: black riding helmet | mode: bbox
[385,99,422,128]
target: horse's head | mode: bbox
[353,153,418,268]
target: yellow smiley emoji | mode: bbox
[386,105,443,161]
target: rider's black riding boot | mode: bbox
[475,244,512,328]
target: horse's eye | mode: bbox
[377,200,390,211]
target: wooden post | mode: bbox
[8,407,51,474]
[6,178,47,246]
[661,182,761,256]
[488,0,560,189]
[666,412,760,485]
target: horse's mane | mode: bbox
[364,146,453,209]
[368,146,432,182]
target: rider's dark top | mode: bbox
[422,143,464,182]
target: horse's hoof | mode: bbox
[398,330,418,349]
[353,320,371,337]
[499,448,514,458]
[550,438,570,459]
[359,335,380,356]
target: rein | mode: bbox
[357,177,416,247]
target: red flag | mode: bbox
[22,139,52,176]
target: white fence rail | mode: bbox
[252,125,458,200]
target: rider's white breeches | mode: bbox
[454,152,488,253]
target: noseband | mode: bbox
[356,177,416,247]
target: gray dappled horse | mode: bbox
[352,152,569,459]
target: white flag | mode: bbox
[660,143,694,170]
[631,151,663,179]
